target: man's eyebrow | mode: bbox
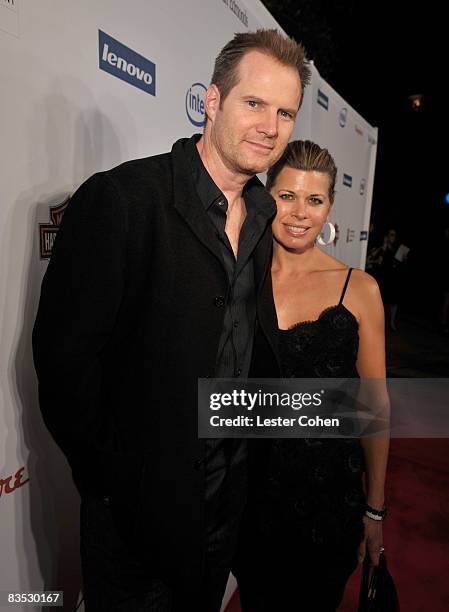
[241,95,298,116]
[241,94,265,102]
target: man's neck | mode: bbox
[196,134,251,208]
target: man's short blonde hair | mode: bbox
[211,29,311,107]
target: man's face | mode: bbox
[206,50,302,176]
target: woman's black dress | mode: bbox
[234,268,366,611]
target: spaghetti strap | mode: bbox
[338,268,353,305]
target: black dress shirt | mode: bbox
[184,135,275,567]
[185,135,275,378]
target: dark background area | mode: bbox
[261,0,448,317]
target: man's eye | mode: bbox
[279,110,293,119]
[248,100,258,108]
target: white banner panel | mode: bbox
[0,1,376,609]
[294,70,378,268]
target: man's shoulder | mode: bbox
[103,150,173,188]
[97,136,191,196]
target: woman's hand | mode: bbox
[358,516,383,566]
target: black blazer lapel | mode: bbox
[254,228,281,373]
[171,138,224,265]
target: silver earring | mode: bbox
[317,222,336,246]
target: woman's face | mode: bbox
[270,166,332,252]
[386,230,396,245]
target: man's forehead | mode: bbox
[235,50,301,87]
[232,51,301,106]
[237,49,286,72]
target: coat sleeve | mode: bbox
[32,172,127,493]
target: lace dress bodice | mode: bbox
[246,269,366,553]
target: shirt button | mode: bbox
[234,320,239,328]
[218,199,225,207]
[214,295,225,307]
[193,458,204,470]
[236,368,242,376]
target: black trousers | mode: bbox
[233,518,362,612]
[235,553,358,612]
[80,496,231,612]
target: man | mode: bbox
[33,29,310,611]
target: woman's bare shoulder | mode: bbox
[345,268,384,325]
[349,268,381,296]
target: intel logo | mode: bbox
[339,107,347,127]
[186,83,207,127]
[99,30,156,96]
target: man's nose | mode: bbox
[257,110,278,137]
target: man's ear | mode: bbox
[204,84,221,122]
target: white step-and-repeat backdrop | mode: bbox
[0,1,377,609]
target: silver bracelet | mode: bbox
[365,509,384,521]
[365,503,387,521]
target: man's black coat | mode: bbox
[32,137,279,597]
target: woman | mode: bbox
[368,228,403,330]
[234,141,389,611]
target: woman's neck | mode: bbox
[272,241,321,274]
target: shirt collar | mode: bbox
[184,134,276,219]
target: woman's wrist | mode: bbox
[365,503,387,521]
[366,480,385,509]
[366,496,385,509]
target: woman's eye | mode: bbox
[279,193,293,200]
[309,198,323,205]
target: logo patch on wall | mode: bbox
[360,178,366,195]
[186,82,207,127]
[99,30,156,96]
[346,228,355,243]
[343,174,353,188]
[39,197,70,259]
[360,231,368,241]
[222,0,248,27]
[317,89,329,110]
[339,107,347,127]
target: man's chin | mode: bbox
[237,158,273,177]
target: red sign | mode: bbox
[0,467,29,499]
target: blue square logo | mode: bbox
[99,30,156,96]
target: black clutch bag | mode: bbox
[358,550,399,611]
